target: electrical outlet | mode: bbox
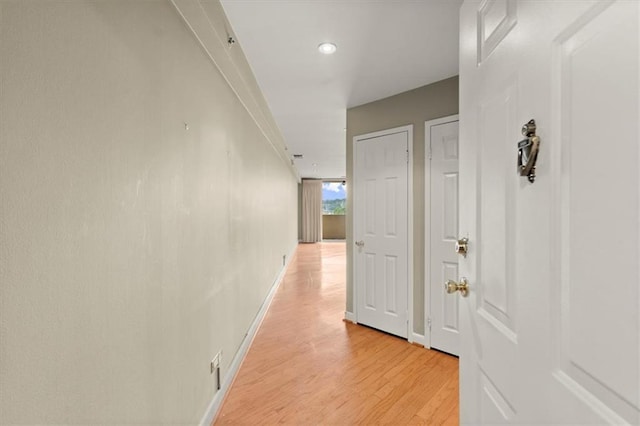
[211,351,223,390]
[210,351,222,374]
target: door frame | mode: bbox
[352,124,414,341]
[424,114,459,349]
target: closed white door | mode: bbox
[427,116,460,356]
[459,0,639,424]
[354,126,410,338]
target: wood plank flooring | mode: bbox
[214,242,459,425]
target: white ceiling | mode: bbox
[220,0,463,179]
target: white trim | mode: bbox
[424,114,459,350]
[344,311,356,323]
[411,332,427,347]
[352,125,413,339]
[199,241,298,426]
[408,126,414,341]
[351,140,357,328]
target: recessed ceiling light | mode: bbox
[318,42,337,55]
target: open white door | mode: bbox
[459,0,639,424]
[426,116,461,356]
[353,126,411,339]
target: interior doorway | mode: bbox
[425,115,460,356]
[352,125,413,339]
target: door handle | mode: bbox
[455,237,468,257]
[355,240,364,247]
[445,278,469,297]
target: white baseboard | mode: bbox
[199,241,298,426]
[344,311,356,323]
[410,332,427,346]
[343,314,426,347]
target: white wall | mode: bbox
[0,1,298,423]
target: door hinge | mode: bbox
[406,150,409,164]
[427,317,432,331]
[428,145,432,160]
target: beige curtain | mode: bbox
[301,179,323,242]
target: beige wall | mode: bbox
[346,76,459,336]
[0,1,298,424]
[323,215,346,239]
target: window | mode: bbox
[322,182,346,215]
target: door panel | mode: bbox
[460,0,639,424]
[384,255,398,313]
[354,128,409,338]
[441,262,459,331]
[443,173,458,240]
[550,1,639,422]
[478,0,516,64]
[477,83,517,335]
[365,254,375,308]
[428,117,461,355]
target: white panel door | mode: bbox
[459,0,639,424]
[427,116,461,356]
[354,127,409,338]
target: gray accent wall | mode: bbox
[346,76,459,336]
[0,1,298,423]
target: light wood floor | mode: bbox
[215,242,459,425]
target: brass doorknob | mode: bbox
[445,278,469,297]
[455,237,468,257]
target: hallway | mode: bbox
[215,242,458,425]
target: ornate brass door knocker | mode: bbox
[518,119,540,183]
